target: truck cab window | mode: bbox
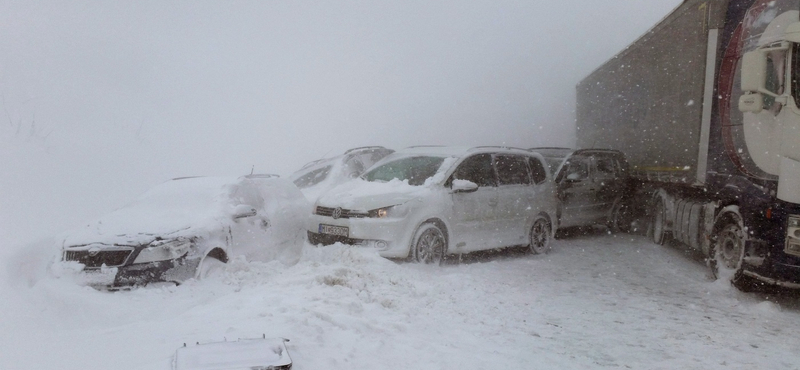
[765,49,786,114]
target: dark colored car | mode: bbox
[530,148,632,233]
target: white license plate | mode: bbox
[319,224,349,237]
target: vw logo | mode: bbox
[331,207,343,219]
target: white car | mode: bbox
[307,146,558,263]
[289,146,394,201]
[57,175,309,288]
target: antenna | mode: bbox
[250,165,254,175]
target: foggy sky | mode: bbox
[0,0,682,246]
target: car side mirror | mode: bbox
[452,179,479,193]
[232,204,258,219]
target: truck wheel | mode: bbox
[529,216,552,254]
[651,198,668,245]
[412,223,446,265]
[709,219,751,290]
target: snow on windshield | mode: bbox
[362,156,447,185]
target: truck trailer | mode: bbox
[576,0,800,290]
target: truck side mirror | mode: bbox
[740,50,766,94]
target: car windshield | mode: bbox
[542,156,566,174]
[292,165,332,188]
[362,156,447,186]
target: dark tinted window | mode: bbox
[495,155,531,185]
[559,157,589,182]
[594,156,618,180]
[293,165,332,188]
[529,157,547,184]
[452,154,495,187]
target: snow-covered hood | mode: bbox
[317,178,436,210]
[59,177,236,248]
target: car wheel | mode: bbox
[196,255,226,280]
[651,198,668,245]
[412,223,446,265]
[529,216,552,254]
[709,218,756,291]
[608,200,631,233]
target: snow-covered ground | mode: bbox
[2,231,800,370]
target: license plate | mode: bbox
[319,224,349,237]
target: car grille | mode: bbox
[315,206,368,219]
[64,249,133,268]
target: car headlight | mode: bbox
[133,239,192,264]
[368,204,409,218]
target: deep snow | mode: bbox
[3,231,800,370]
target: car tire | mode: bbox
[196,255,226,280]
[412,222,446,265]
[529,215,552,254]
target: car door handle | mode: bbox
[488,199,498,207]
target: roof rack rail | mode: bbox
[405,145,445,149]
[528,146,573,150]
[471,145,529,152]
[244,173,280,179]
[343,146,387,154]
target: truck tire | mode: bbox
[651,198,668,245]
[709,214,758,292]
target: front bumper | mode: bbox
[306,213,414,258]
[73,256,200,288]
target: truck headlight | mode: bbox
[133,239,192,264]
[788,216,800,229]
[368,204,409,219]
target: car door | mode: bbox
[493,154,533,247]
[591,154,623,222]
[556,155,596,227]
[449,153,499,253]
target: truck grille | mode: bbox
[64,249,133,268]
[315,206,367,219]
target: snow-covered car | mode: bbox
[56,175,309,288]
[307,146,557,263]
[530,147,632,232]
[289,146,394,201]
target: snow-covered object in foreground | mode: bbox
[55,175,309,288]
[307,146,558,262]
[174,337,292,370]
[289,146,394,202]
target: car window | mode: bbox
[363,156,446,186]
[560,157,589,182]
[452,153,496,187]
[593,156,618,180]
[529,157,547,184]
[292,165,332,188]
[495,155,531,186]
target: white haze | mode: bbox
[0,1,681,248]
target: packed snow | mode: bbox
[3,230,800,369]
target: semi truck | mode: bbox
[576,0,800,290]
